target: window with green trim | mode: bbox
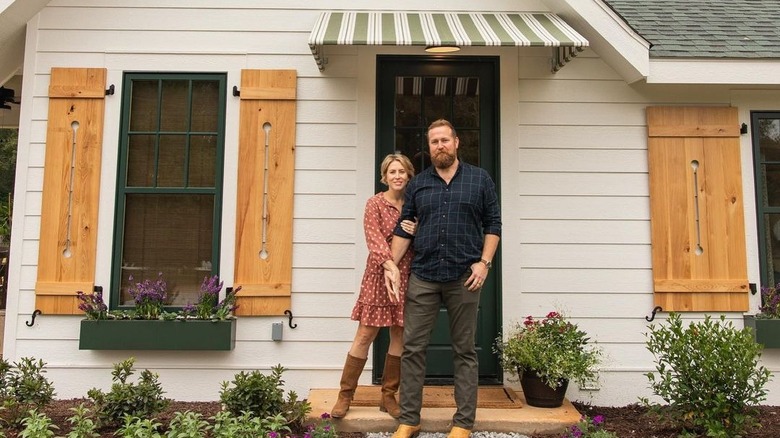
[113,73,226,308]
[753,111,780,287]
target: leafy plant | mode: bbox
[304,413,339,438]
[211,410,268,438]
[76,289,108,321]
[128,273,168,320]
[219,365,287,418]
[19,410,58,438]
[561,414,617,438]
[641,313,772,437]
[77,274,240,321]
[65,403,99,438]
[182,275,241,321]
[86,358,170,427]
[0,357,56,428]
[757,283,780,318]
[166,410,212,438]
[496,311,602,389]
[115,415,163,438]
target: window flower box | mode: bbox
[743,315,780,349]
[79,319,236,351]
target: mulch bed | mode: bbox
[3,399,780,437]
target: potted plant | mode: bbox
[496,311,602,408]
[744,283,780,348]
[78,274,241,351]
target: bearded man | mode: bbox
[383,119,502,438]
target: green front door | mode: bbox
[373,55,501,385]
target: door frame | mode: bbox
[371,54,503,385]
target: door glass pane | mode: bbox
[120,194,214,306]
[393,75,481,172]
[759,118,780,161]
[764,213,780,286]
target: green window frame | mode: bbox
[111,72,227,310]
[753,111,780,288]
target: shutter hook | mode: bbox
[284,310,297,329]
[645,306,663,322]
[26,309,42,327]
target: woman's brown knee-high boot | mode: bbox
[379,354,401,418]
[331,354,367,418]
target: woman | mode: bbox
[332,153,416,419]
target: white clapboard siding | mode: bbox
[296,146,358,170]
[518,149,648,173]
[517,244,651,269]
[293,219,355,243]
[520,268,652,293]
[517,220,650,244]
[293,244,355,269]
[296,123,356,147]
[520,102,649,126]
[517,172,649,196]
[519,196,650,219]
[519,79,732,104]
[294,170,357,194]
[292,269,356,293]
[294,195,356,219]
[518,125,647,149]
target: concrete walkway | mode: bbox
[307,388,581,436]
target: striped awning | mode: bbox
[308,11,589,72]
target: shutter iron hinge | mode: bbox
[284,309,297,329]
[26,309,42,327]
[645,306,663,322]
[105,84,115,96]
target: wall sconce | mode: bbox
[424,45,461,53]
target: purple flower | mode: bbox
[269,432,278,438]
[320,412,331,419]
[592,414,605,425]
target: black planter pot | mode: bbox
[519,368,568,408]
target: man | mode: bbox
[384,119,501,438]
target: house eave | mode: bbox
[648,58,780,85]
[543,0,650,84]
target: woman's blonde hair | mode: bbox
[379,153,415,185]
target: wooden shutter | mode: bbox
[234,70,296,316]
[35,68,107,314]
[647,106,748,312]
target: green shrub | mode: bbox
[19,410,58,438]
[65,403,99,438]
[210,410,268,438]
[219,364,287,418]
[0,357,56,428]
[641,313,771,437]
[115,415,163,438]
[86,357,170,427]
[166,411,212,438]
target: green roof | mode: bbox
[605,0,780,58]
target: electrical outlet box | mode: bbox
[272,322,283,341]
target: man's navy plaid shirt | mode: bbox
[394,161,501,282]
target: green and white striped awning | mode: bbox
[308,11,589,71]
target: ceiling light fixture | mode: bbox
[424,45,461,53]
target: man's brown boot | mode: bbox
[391,424,421,438]
[331,354,367,418]
[447,426,471,438]
[379,354,401,418]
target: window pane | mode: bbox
[189,135,216,187]
[395,77,422,127]
[191,81,219,132]
[458,129,480,167]
[129,80,158,132]
[423,77,451,122]
[157,135,186,187]
[395,129,428,173]
[127,135,156,187]
[759,118,780,161]
[120,194,214,306]
[160,80,189,132]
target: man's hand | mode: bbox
[465,262,488,292]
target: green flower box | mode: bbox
[79,319,236,351]
[744,315,780,349]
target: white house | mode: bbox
[1,0,780,407]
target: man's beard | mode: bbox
[432,150,456,169]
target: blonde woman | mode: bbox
[332,153,416,419]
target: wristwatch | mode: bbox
[479,258,492,269]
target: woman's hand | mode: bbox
[400,219,417,236]
[383,262,401,303]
